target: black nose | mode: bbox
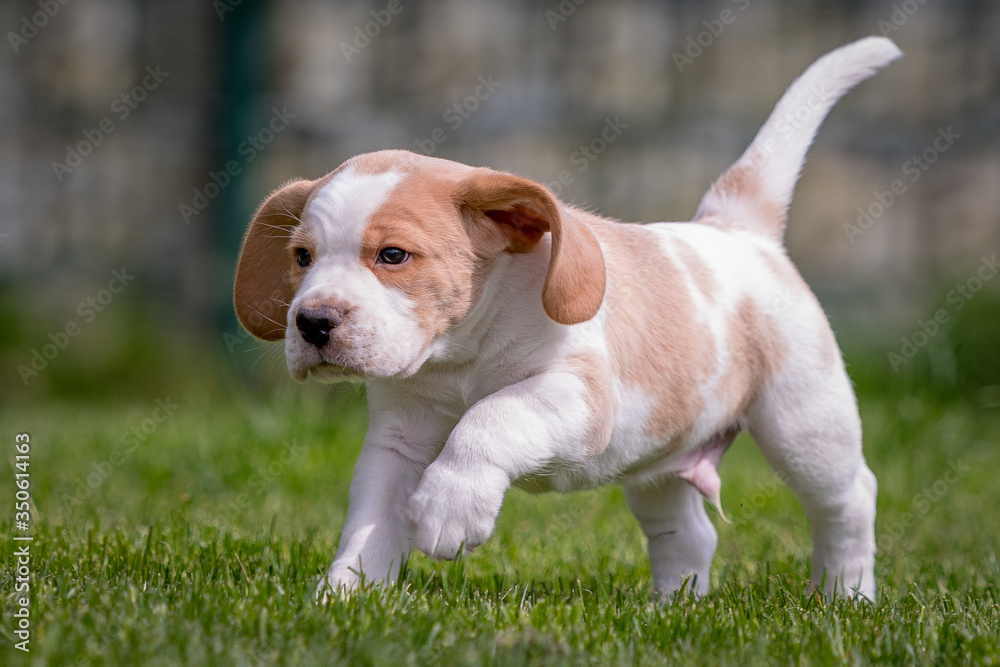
[295,305,344,348]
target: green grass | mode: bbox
[2,358,999,665]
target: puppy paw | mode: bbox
[315,567,360,604]
[407,462,507,560]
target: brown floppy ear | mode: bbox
[234,179,315,340]
[460,170,606,325]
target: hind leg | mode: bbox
[626,478,718,596]
[748,363,877,600]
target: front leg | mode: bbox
[319,390,450,601]
[408,370,600,560]
[318,442,424,600]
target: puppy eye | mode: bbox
[377,247,408,265]
[295,248,311,268]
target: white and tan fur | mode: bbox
[234,38,900,601]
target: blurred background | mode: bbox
[0,0,997,404]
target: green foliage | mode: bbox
[848,286,1000,401]
[2,366,999,665]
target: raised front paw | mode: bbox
[407,462,507,560]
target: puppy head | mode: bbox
[233,150,605,382]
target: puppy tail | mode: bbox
[692,37,901,242]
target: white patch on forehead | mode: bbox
[305,167,403,256]
[287,166,425,379]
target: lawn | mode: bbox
[2,334,999,664]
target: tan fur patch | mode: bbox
[716,297,787,420]
[360,168,485,345]
[699,148,786,240]
[566,351,615,457]
[583,213,716,448]
[755,243,802,287]
[673,237,719,303]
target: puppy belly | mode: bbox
[510,428,738,502]
[622,428,739,513]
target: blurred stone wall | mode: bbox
[1,0,997,335]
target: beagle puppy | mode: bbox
[234,37,900,601]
